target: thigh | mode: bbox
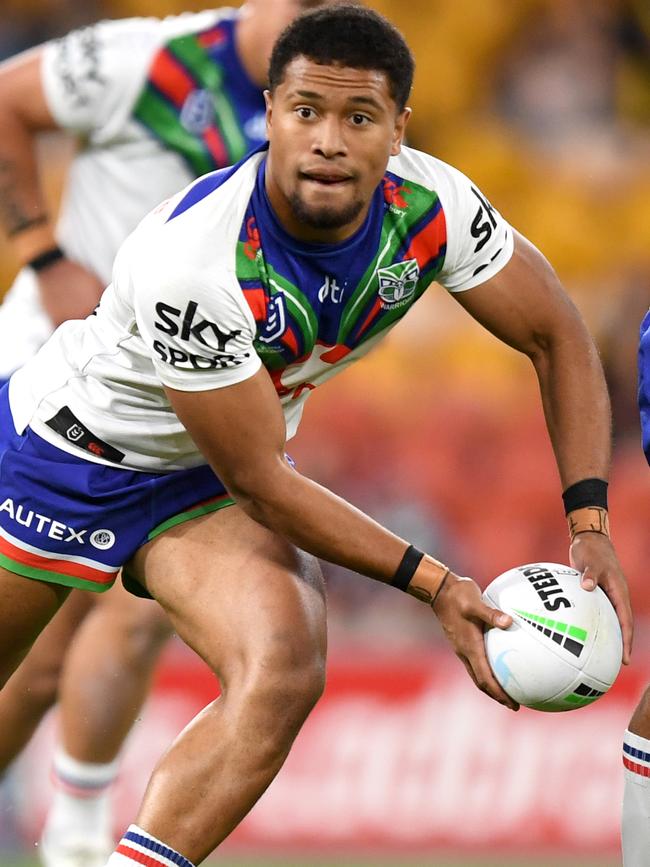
[0,565,71,686]
[93,577,172,642]
[14,588,94,679]
[127,505,327,686]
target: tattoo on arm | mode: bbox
[409,570,450,609]
[408,584,434,604]
[0,158,48,237]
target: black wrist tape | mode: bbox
[562,477,608,515]
[391,544,425,592]
[28,246,65,272]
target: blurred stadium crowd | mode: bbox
[0,0,649,644]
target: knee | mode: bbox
[269,652,327,727]
[237,641,326,740]
[8,654,62,712]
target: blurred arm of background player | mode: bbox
[455,229,633,663]
[0,50,104,325]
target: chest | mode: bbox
[236,175,448,372]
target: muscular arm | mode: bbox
[454,230,632,660]
[0,49,104,323]
[455,230,611,486]
[167,370,439,585]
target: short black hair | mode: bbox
[268,5,414,111]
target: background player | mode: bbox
[621,310,650,866]
[0,1,333,864]
[0,6,632,865]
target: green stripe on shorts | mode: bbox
[147,493,235,541]
[0,552,113,593]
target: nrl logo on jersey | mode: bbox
[376,259,420,309]
[256,293,287,351]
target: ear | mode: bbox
[264,89,273,135]
[390,107,411,156]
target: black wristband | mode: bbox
[391,544,425,592]
[27,245,65,272]
[562,477,608,515]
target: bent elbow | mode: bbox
[232,489,270,526]
[224,461,287,530]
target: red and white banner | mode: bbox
[14,642,643,856]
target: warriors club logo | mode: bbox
[376,259,420,308]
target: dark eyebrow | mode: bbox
[291,90,384,111]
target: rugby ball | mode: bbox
[483,562,622,712]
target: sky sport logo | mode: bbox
[377,259,420,309]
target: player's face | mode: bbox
[264,56,410,242]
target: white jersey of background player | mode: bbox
[0,7,270,378]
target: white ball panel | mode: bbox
[484,618,577,706]
[583,588,622,686]
[482,562,622,712]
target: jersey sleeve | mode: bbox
[435,163,514,293]
[40,18,160,140]
[123,232,262,393]
[136,279,262,393]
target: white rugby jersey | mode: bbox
[0,8,268,378]
[9,145,514,471]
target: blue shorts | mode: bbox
[639,309,650,465]
[0,385,234,594]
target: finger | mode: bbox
[459,651,514,710]
[610,586,634,665]
[476,601,512,631]
[464,635,520,711]
[580,566,596,592]
[459,654,478,686]
[599,576,634,665]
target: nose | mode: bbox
[312,117,347,158]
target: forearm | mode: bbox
[0,52,57,263]
[232,459,448,596]
[167,376,448,598]
[531,321,611,488]
[0,120,56,264]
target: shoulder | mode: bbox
[41,8,232,86]
[388,146,477,208]
[389,147,514,292]
[163,147,263,229]
[157,7,238,40]
[124,150,263,285]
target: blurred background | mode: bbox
[0,0,649,864]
